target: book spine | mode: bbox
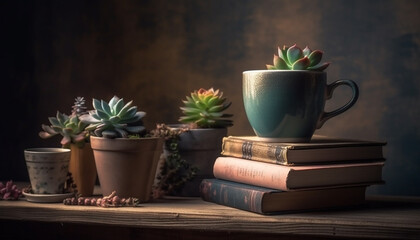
[222,138,288,165]
[200,179,265,214]
[213,157,290,190]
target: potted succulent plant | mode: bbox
[170,88,233,196]
[243,44,359,142]
[39,97,97,196]
[80,96,163,202]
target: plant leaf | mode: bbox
[292,56,310,70]
[101,100,112,116]
[302,46,311,56]
[124,106,138,119]
[308,50,323,67]
[60,135,71,146]
[108,96,120,109]
[109,115,121,123]
[96,109,110,120]
[278,45,289,64]
[287,44,304,64]
[273,55,289,69]
[126,126,145,133]
[113,98,125,115]
[79,114,100,124]
[266,64,276,70]
[39,131,55,139]
[102,130,118,138]
[93,99,102,111]
[308,62,330,71]
[117,100,133,117]
[41,124,58,134]
[48,117,61,127]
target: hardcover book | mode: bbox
[221,135,386,165]
[200,179,367,214]
[213,156,384,191]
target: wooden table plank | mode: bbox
[1,195,420,239]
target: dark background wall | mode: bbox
[2,0,419,196]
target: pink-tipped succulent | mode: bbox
[266,44,330,71]
[0,181,22,200]
[39,97,89,148]
[179,88,233,128]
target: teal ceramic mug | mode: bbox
[243,70,359,142]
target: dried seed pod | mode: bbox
[77,197,85,205]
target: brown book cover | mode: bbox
[221,135,386,165]
[213,156,384,191]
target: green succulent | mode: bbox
[266,44,330,71]
[39,111,89,148]
[179,88,233,128]
[80,96,146,138]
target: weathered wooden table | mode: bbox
[1,193,419,240]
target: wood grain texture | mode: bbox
[1,195,420,239]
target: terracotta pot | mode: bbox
[171,126,227,197]
[90,136,163,202]
[69,144,97,196]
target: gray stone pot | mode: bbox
[170,125,227,197]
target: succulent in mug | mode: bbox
[266,44,330,71]
[179,88,233,128]
[39,97,89,148]
[80,96,146,138]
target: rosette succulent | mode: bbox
[266,44,330,71]
[179,88,233,128]
[39,112,89,148]
[39,97,89,148]
[80,96,146,138]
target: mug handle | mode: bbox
[316,79,359,129]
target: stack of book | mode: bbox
[199,135,386,214]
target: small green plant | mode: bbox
[39,97,89,148]
[80,96,146,138]
[179,88,233,128]
[266,44,330,71]
[150,124,197,198]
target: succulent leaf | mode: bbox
[101,100,112,116]
[48,117,61,127]
[302,46,311,56]
[292,56,311,70]
[117,100,133,117]
[126,126,145,133]
[308,50,323,67]
[93,99,102,112]
[287,44,304,64]
[96,109,110,120]
[39,131,54,139]
[308,62,330,71]
[108,96,119,109]
[273,55,288,70]
[113,98,124,115]
[124,106,138,119]
[60,135,71,146]
[41,124,58,135]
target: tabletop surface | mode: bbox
[1,193,420,239]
